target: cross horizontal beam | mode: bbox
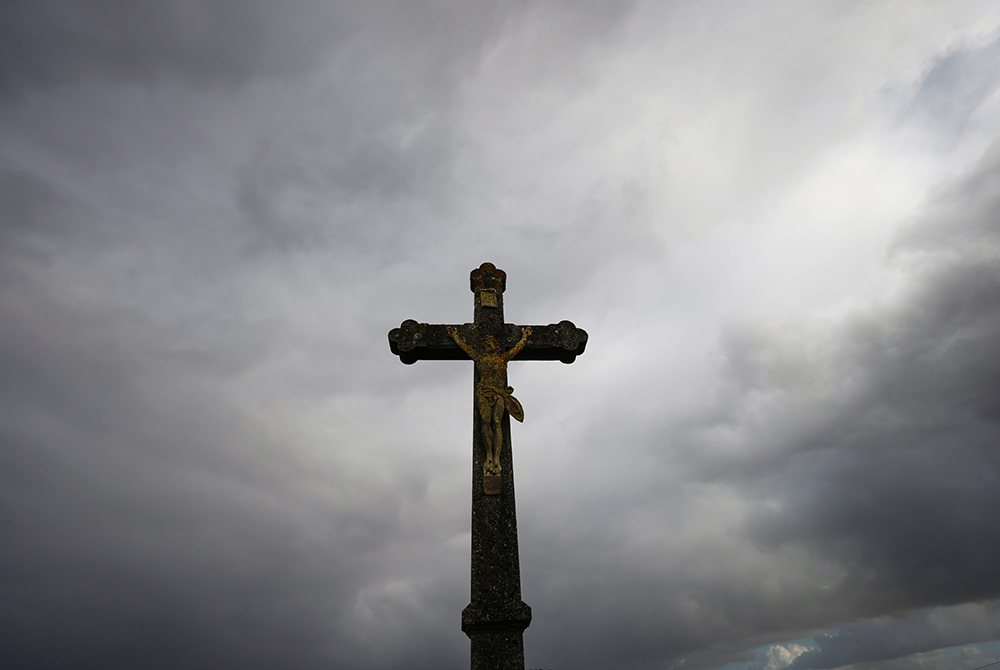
[388,319,588,365]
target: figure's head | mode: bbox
[482,335,500,353]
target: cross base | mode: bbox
[462,601,532,670]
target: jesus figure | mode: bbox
[446,325,532,476]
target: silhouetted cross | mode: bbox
[388,262,587,670]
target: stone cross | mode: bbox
[388,262,587,670]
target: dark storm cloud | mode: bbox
[0,279,465,668]
[787,603,1000,670]
[0,166,84,276]
[514,136,1000,670]
[235,109,455,252]
[0,167,70,238]
[0,4,572,667]
[0,0,550,98]
[228,0,639,253]
[3,3,1000,670]
[716,144,1000,665]
[0,271,327,667]
[0,0,350,95]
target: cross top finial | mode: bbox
[470,262,506,293]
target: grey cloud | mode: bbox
[0,287,465,669]
[0,167,69,236]
[0,0,353,96]
[893,140,1000,268]
[710,143,1000,661]
[4,4,1000,670]
[544,132,1000,670]
[235,112,455,252]
[787,604,1000,670]
[0,1,537,98]
[0,167,90,268]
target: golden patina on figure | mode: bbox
[446,325,532,478]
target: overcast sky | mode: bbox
[3,2,1000,669]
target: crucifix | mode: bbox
[388,262,587,670]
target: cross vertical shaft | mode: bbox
[462,264,531,670]
[388,263,587,670]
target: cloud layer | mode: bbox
[2,2,1000,669]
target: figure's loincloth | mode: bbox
[476,382,524,423]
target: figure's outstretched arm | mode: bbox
[446,326,479,360]
[503,326,532,361]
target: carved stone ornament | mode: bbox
[469,262,506,293]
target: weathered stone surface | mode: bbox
[388,263,586,670]
[388,320,586,365]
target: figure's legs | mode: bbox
[478,396,495,472]
[490,397,504,474]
